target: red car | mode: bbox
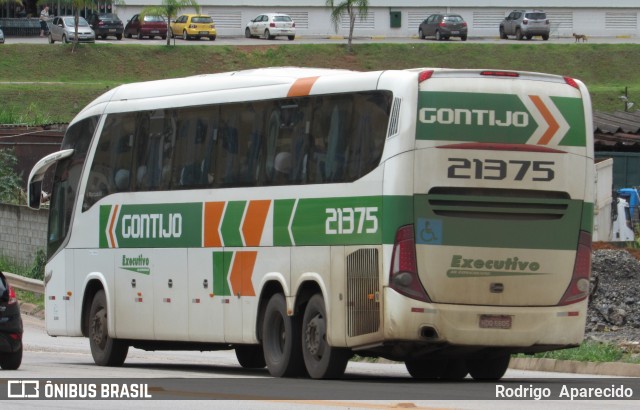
[124,14,167,40]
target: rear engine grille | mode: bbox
[346,248,380,337]
[427,187,571,221]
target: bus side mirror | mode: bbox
[28,180,43,210]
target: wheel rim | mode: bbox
[183,31,187,40]
[245,28,250,38]
[304,313,326,359]
[90,307,107,350]
[265,30,270,39]
[436,31,440,40]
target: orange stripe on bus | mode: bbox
[242,200,271,246]
[108,204,119,248]
[529,95,560,145]
[287,77,319,97]
[204,202,225,247]
[229,251,257,297]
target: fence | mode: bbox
[0,18,42,36]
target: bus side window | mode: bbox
[323,96,352,183]
[83,114,133,210]
[345,92,390,180]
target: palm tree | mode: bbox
[325,0,369,53]
[138,0,200,46]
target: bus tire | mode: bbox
[405,358,467,380]
[405,358,443,379]
[235,345,266,368]
[89,290,129,367]
[302,294,350,379]
[262,293,306,377]
[468,354,510,380]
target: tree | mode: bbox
[138,0,200,46]
[0,148,22,205]
[325,0,369,53]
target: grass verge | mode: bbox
[1,43,639,122]
[516,341,640,365]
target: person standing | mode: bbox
[39,6,49,37]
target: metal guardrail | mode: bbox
[0,18,42,37]
[3,272,44,295]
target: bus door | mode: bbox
[188,249,224,342]
[152,249,189,341]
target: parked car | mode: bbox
[0,271,23,370]
[245,13,295,40]
[418,14,468,41]
[0,26,4,44]
[124,14,167,40]
[88,12,124,40]
[49,16,96,44]
[500,10,550,41]
[170,14,216,40]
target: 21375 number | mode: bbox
[447,158,555,181]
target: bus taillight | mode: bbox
[389,225,431,302]
[418,70,434,83]
[558,230,592,306]
[564,76,579,89]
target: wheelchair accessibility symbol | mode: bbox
[416,218,442,245]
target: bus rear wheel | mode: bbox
[89,290,129,366]
[467,353,510,380]
[235,345,266,368]
[262,293,306,377]
[302,294,350,379]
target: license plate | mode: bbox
[199,31,208,35]
[151,30,159,34]
[109,29,116,32]
[452,31,460,34]
[479,314,512,329]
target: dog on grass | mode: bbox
[573,33,588,42]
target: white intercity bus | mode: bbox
[28,67,594,380]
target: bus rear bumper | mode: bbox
[382,288,587,348]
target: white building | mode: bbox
[114,1,639,38]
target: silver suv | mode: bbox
[500,10,550,41]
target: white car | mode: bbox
[0,27,5,44]
[49,16,96,44]
[245,13,295,40]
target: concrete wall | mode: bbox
[0,203,48,267]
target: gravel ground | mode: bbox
[586,248,640,344]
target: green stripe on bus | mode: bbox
[99,205,111,248]
[416,92,586,147]
[102,203,203,248]
[213,251,232,296]
[382,195,414,244]
[581,202,594,233]
[274,199,296,246]
[221,201,246,247]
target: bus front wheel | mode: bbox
[235,345,266,368]
[302,294,350,379]
[262,293,306,377]
[89,290,129,366]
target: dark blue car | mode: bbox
[0,271,22,370]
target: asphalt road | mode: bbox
[0,314,637,409]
